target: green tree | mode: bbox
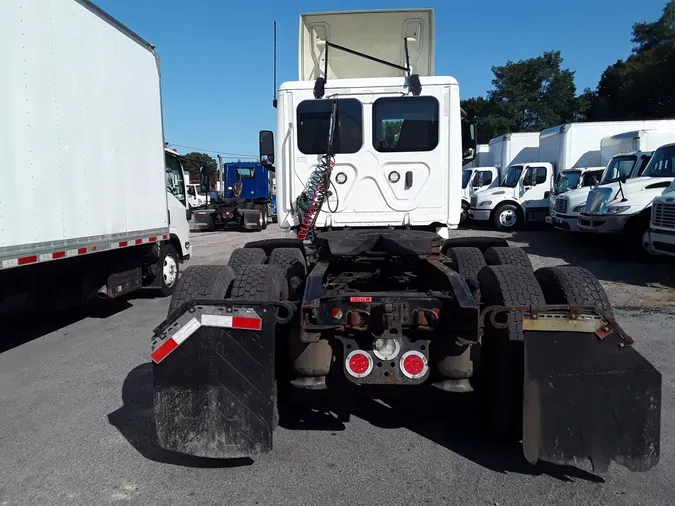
[181,152,218,183]
[585,1,675,120]
[461,51,582,143]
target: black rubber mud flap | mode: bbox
[522,329,661,473]
[152,302,277,460]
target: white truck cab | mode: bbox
[165,149,193,259]
[186,183,206,209]
[469,162,556,230]
[262,9,476,240]
[647,169,675,257]
[548,152,652,231]
[461,166,497,223]
[579,142,675,256]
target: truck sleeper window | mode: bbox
[297,99,363,155]
[236,167,256,179]
[372,96,439,152]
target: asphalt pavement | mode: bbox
[1,225,674,506]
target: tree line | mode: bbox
[462,1,675,144]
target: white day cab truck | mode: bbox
[461,166,498,223]
[548,126,675,232]
[470,121,675,231]
[648,161,675,257]
[0,0,191,315]
[148,8,661,475]
[580,142,675,257]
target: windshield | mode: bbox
[165,154,186,204]
[462,170,473,189]
[642,145,675,178]
[502,165,523,188]
[600,155,637,184]
[554,170,581,193]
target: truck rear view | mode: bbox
[151,9,662,476]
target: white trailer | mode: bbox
[267,9,476,239]
[470,121,675,231]
[0,0,191,313]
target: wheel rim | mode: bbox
[499,209,517,228]
[258,211,263,227]
[163,254,178,287]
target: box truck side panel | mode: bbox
[0,0,167,251]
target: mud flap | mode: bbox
[522,328,661,473]
[151,301,278,460]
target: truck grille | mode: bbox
[470,195,477,208]
[652,202,675,230]
[554,196,569,214]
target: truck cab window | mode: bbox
[372,96,439,152]
[525,166,547,185]
[503,165,523,187]
[602,156,637,183]
[480,171,493,185]
[297,99,363,155]
[165,154,186,204]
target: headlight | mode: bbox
[572,205,585,213]
[604,205,631,214]
[479,201,492,207]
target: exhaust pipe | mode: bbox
[97,285,109,299]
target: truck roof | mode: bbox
[279,75,457,91]
[298,9,434,80]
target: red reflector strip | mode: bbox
[201,314,262,331]
[18,255,37,265]
[78,247,87,254]
[232,316,262,330]
[119,241,128,247]
[52,251,66,259]
[135,239,143,245]
[162,235,168,240]
[150,337,178,364]
[350,296,372,303]
[149,236,157,242]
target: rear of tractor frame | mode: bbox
[151,231,661,474]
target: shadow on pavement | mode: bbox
[107,362,253,469]
[352,391,605,484]
[0,297,133,354]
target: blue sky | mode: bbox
[92,0,667,160]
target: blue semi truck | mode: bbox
[192,161,276,231]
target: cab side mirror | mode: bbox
[461,122,477,162]
[259,130,275,166]
[620,174,627,184]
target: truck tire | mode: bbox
[230,264,289,429]
[460,201,469,224]
[158,244,180,297]
[484,246,532,270]
[227,247,267,274]
[478,265,546,438]
[534,265,613,318]
[167,264,236,317]
[492,203,520,231]
[447,247,486,302]
[268,248,307,300]
[253,205,267,230]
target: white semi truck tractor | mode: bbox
[150,9,661,477]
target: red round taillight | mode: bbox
[345,350,373,378]
[400,350,428,379]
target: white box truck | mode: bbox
[547,126,675,232]
[488,132,540,181]
[471,121,675,231]
[0,0,191,314]
[580,141,675,257]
